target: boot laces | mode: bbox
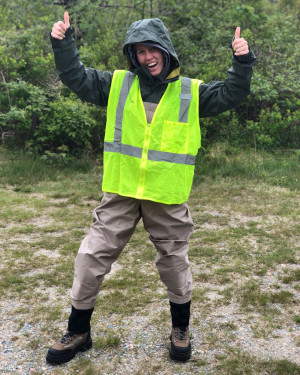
[174,327,187,341]
[60,332,74,343]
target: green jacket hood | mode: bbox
[123,18,180,76]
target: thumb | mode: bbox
[235,26,240,39]
[64,11,70,28]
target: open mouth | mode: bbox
[147,62,158,68]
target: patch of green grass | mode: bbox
[0,273,24,291]
[95,287,155,315]
[13,186,34,193]
[217,347,300,375]
[194,272,211,282]
[192,286,210,303]
[220,287,234,304]
[39,224,66,233]
[198,246,217,258]
[282,269,300,284]
[262,359,300,375]
[35,234,70,251]
[0,153,96,186]
[102,267,153,290]
[50,192,77,199]
[151,307,170,325]
[28,338,41,349]
[194,147,300,190]
[239,280,271,309]
[135,242,156,262]
[98,265,161,315]
[59,240,82,256]
[257,247,297,269]
[7,225,36,234]
[43,262,74,288]
[269,291,294,304]
[31,304,65,323]
[93,334,121,349]
[294,315,300,324]
[220,322,237,331]
[0,206,36,223]
[133,363,165,375]
[239,280,295,311]
[68,358,96,375]
[195,358,207,367]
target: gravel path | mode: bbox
[1,294,299,374]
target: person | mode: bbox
[46,12,255,364]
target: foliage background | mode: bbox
[0,0,299,158]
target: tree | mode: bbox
[1,0,299,155]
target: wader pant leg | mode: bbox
[71,193,141,310]
[141,200,194,304]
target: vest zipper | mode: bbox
[137,122,151,198]
[136,83,170,199]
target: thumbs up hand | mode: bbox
[51,12,70,40]
[232,27,249,56]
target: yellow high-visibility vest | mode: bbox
[102,70,202,204]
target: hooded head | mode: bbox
[123,18,180,82]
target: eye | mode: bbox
[137,49,144,55]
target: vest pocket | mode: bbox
[161,120,189,154]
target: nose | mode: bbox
[145,49,153,60]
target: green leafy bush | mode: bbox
[0,0,299,156]
[0,81,49,148]
[34,96,96,155]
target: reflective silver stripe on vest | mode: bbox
[148,150,195,165]
[114,72,135,142]
[106,73,195,165]
[179,77,192,123]
[104,142,142,158]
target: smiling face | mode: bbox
[135,43,164,76]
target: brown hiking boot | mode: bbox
[169,327,191,361]
[46,331,92,365]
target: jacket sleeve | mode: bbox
[198,50,256,118]
[50,28,113,106]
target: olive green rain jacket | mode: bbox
[50,19,256,117]
[50,18,255,202]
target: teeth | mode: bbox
[148,62,157,67]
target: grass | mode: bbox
[0,147,299,374]
[238,279,295,311]
[93,334,121,349]
[217,348,300,375]
[194,145,300,191]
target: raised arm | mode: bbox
[50,12,113,106]
[199,27,256,118]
